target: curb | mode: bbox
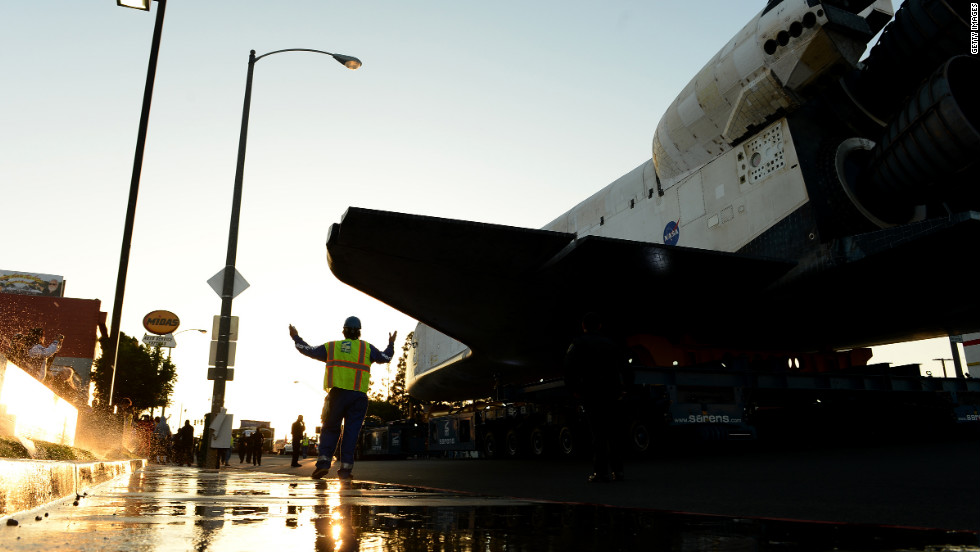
[0,458,146,519]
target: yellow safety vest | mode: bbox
[323,339,372,393]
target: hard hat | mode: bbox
[343,316,362,330]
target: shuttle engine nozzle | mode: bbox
[842,55,980,226]
[844,0,969,124]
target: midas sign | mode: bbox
[143,310,180,335]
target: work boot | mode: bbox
[337,462,354,481]
[311,457,332,479]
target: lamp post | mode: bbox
[107,0,167,409]
[206,48,361,467]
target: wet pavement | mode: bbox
[1,442,978,552]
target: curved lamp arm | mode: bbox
[253,48,362,69]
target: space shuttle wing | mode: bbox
[326,207,576,349]
[327,208,796,359]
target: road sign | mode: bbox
[208,267,250,299]
[209,340,236,367]
[212,315,239,341]
[207,367,235,381]
[142,333,176,348]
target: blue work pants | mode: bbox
[317,387,368,468]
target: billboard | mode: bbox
[0,269,65,297]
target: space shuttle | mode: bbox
[326,0,979,401]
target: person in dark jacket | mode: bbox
[564,312,633,483]
[174,420,194,467]
[291,414,306,467]
[237,431,248,463]
[250,429,264,466]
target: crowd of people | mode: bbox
[128,414,197,466]
[114,399,282,469]
[235,429,268,466]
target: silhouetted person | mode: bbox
[153,416,171,463]
[564,312,632,482]
[175,420,194,466]
[289,316,396,480]
[250,429,264,466]
[291,414,306,467]
[238,431,248,463]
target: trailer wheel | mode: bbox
[482,432,498,458]
[629,420,651,455]
[528,426,546,457]
[504,429,520,457]
[557,426,576,457]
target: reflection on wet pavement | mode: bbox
[1,465,976,551]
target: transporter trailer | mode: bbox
[361,358,980,460]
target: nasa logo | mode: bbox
[663,221,680,245]
[142,310,180,335]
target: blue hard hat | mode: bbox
[343,316,361,330]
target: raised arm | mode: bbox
[289,324,328,362]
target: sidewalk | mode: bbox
[0,458,145,518]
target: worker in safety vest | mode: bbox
[289,316,396,480]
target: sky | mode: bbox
[1,1,964,436]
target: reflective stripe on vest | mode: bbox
[323,339,372,393]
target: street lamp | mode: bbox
[117,0,151,9]
[107,0,168,408]
[206,47,361,466]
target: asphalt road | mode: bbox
[248,438,980,532]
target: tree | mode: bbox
[391,331,415,416]
[365,331,419,421]
[92,332,177,414]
